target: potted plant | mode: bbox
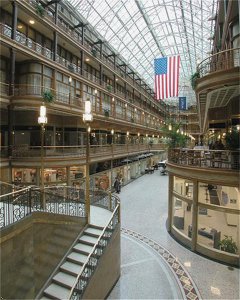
[225,128,239,150]
[35,3,45,17]
[225,128,240,169]
[218,235,238,254]
[106,85,112,92]
[91,49,97,57]
[42,90,54,103]
[68,63,75,72]
[161,120,189,149]
[190,71,200,90]
[104,108,110,117]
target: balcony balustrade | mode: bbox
[197,47,240,78]
[0,12,165,126]
[18,1,158,103]
[168,148,239,170]
[7,143,165,160]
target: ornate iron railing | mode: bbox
[9,143,165,160]
[197,47,240,78]
[168,148,239,170]
[69,194,120,299]
[0,185,86,228]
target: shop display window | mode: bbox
[196,207,239,255]
[44,168,66,183]
[13,168,37,183]
[93,172,110,191]
[172,196,192,238]
[70,166,85,182]
[198,182,240,208]
[174,176,193,199]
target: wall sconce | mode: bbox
[38,105,48,125]
[83,99,93,122]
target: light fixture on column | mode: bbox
[83,98,93,122]
[69,76,72,103]
[83,98,93,224]
[38,104,48,209]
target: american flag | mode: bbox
[154,55,180,100]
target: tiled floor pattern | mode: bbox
[121,227,201,300]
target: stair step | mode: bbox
[73,243,93,254]
[60,261,83,276]
[89,224,104,230]
[40,296,52,300]
[53,272,77,288]
[43,283,70,300]
[67,252,88,264]
[79,234,99,245]
[85,227,103,236]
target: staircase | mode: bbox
[39,224,104,300]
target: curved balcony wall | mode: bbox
[167,149,239,267]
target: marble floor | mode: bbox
[106,171,239,300]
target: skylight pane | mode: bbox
[67,0,217,104]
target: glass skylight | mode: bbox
[67,0,217,104]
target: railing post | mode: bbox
[109,191,112,211]
[118,202,121,224]
[29,187,32,215]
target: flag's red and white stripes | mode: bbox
[155,55,180,100]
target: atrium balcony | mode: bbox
[167,148,239,267]
[195,48,240,132]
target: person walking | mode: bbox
[114,177,121,194]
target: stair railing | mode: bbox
[0,185,86,228]
[69,194,120,300]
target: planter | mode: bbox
[42,91,54,103]
[106,85,112,92]
[35,3,45,17]
[104,110,110,117]
[190,72,200,90]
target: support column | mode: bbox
[67,166,71,186]
[80,50,84,76]
[81,25,85,45]
[113,74,116,93]
[7,105,14,157]
[36,168,40,186]
[99,64,103,86]
[100,42,103,59]
[54,1,59,24]
[113,55,116,69]
[191,180,199,251]
[167,174,174,232]
[9,48,16,95]
[85,125,90,224]
[53,31,58,61]
[11,1,18,40]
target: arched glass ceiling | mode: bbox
[67,0,217,104]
